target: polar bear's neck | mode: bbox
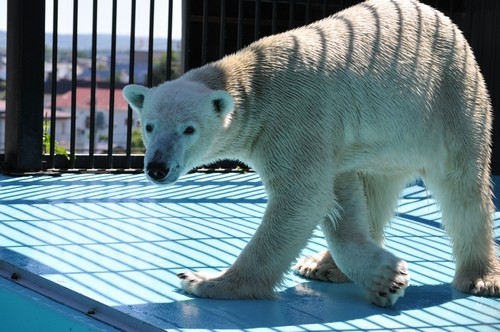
[181,50,270,165]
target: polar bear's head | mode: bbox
[123,80,234,185]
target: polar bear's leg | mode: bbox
[423,170,500,296]
[361,173,409,245]
[295,174,406,283]
[321,172,410,307]
[178,178,335,299]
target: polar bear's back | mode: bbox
[245,0,486,109]
[184,0,491,170]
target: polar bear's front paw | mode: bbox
[366,259,410,307]
[177,271,221,298]
[177,271,274,299]
[295,250,350,282]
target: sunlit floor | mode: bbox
[0,172,499,331]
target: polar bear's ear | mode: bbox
[210,90,234,117]
[123,84,149,113]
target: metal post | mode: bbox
[5,0,45,172]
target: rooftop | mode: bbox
[55,87,129,111]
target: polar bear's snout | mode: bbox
[146,161,169,182]
[144,145,184,185]
[145,156,182,185]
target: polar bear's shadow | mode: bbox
[136,282,463,330]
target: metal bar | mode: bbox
[126,0,137,169]
[491,0,500,175]
[492,0,499,97]
[0,262,164,332]
[88,0,98,169]
[69,0,78,169]
[41,154,245,172]
[479,0,486,58]
[466,0,473,42]
[237,0,244,50]
[219,0,227,58]
[272,0,278,34]
[147,0,155,86]
[305,0,311,24]
[42,154,144,171]
[4,0,46,172]
[254,0,261,40]
[181,0,190,72]
[107,0,118,169]
[166,0,174,81]
[49,0,59,169]
[289,0,295,29]
[201,0,208,64]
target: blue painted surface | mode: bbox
[0,172,499,331]
[0,276,120,331]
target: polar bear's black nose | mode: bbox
[146,162,169,181]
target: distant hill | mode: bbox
[0,31,181,52]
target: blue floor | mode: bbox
[0,172,499,331]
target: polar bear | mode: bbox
[123,0,500,306]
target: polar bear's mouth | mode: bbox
[147,165,168,181]
[145,161,181,185]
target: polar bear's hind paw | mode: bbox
[454,272,500,297]
[295,250,350,282]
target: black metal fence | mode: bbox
[2,0,176,173]
[1,0,499,174]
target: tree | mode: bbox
[148,51,182,86]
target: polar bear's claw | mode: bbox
[176,272,190,280]
[176,270,275,299]
[366,259,410,307]
[177,272,195,283]
[453,263,500,297]
[177,271,224,297]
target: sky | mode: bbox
[0,0,182,39]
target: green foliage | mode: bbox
[43,120,70,159]
[0,81,5,99]
[131,127,145,153]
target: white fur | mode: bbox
[123,0,500,306]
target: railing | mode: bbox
[1,0,499,174]
[2,0,178,173]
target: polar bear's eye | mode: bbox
[184,126,196,135]
[145,124,153,133]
